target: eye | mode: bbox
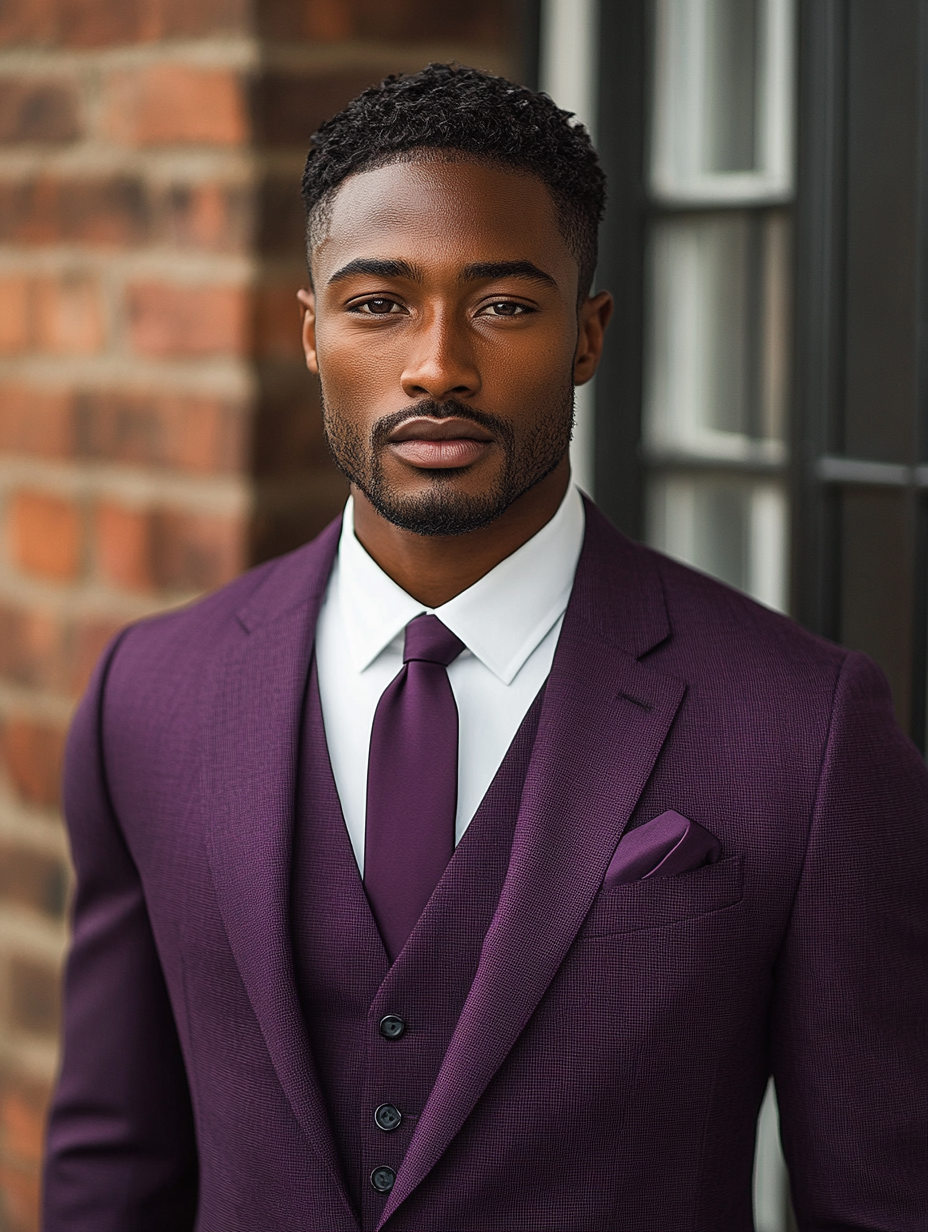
[478,301,532,317]
[350,297,404,315]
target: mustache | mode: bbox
[370,399,514,450]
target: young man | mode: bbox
[43,65,927,1232]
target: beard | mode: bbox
[320,385,575,537]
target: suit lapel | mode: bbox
[379,505,686,1227]
[202,520,357,1223]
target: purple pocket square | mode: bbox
[603,810,722,889]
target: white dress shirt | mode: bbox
[314,484,586,873]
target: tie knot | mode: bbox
[403,614,465,667]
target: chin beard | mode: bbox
[321,392,574,537]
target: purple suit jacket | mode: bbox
[43,501,928,1231]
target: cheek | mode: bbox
[480,325,575,384]
[488,352,571,409]
[316,331,402,404]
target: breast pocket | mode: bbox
[578,854,744,937]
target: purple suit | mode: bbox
[43,501,928,1231]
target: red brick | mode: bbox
[0,843,68,919]
[0,79,81,144]
[94,501,154,592]
[0,1071,47,1167]
[9,492,83,583]
[0,0,55,45]
[152,0,250,40]
[160,180,253,253]
[54,0,250,46]
[363,0,516,42]
[253,282,304,360]
[56,0,151,46]
[33,272,105,354]
[259,0,517,42]
[0,277,31,354]
[251,470,347,562]
[0,273,104,356]
[8,956,60,1035]
[151,508,243,590]
[0,1162,40,1232]
[103,65,247,148]
[0,176,252,252]
[96,501,243,593]
[126,281,249,358]
[253,385,328,478]
[0,1068,48,1232]
[0,386,73,459]
[257,174,306,256]
[0,603,120,697]
[74,390,245,474]
[251,68,383,148]
[1,717,67,808]
[267,0,350,40]
[66,614,122,695]
[0,175,151,246]
[0,605,61,692]
[0,385,245,473]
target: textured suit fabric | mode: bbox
[43,501,928,1232]
[292,660,543,1221]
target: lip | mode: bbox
[390,438,491,467]
[387,416,494,469]
[388,417,494,444]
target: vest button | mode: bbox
[374,1102,403,1132]
[379,1014,406,1040]
[370,1165,396,1194]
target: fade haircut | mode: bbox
[300,63,607,300]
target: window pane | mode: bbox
[651,0,794,200]
[647,474,788,610]
[649,214,751,439]
[704,0,759,172]
[644,212,789,456]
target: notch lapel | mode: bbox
[379,506,686,1227]
[202,521,357,1224]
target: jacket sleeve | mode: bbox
[42,635,198,1232]
[770,650,928,1232]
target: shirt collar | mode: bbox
[335,485,585,684]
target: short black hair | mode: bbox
[301,63,606,299]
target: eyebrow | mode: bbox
[327,258,423,285]
[326,256,558,290]
[460,260,558,290]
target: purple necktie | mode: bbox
[364,614,465,962]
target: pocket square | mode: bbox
[603,810,722,889]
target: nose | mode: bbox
[399,311,481,402]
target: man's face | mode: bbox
[302,156,598,536]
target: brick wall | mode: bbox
[0,3,529,1227]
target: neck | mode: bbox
[351,459,571,607]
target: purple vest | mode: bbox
[291,661,544,1229]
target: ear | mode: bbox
[297,287,318,374]
[574,290,614,386]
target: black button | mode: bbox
[370,1165,396,1194]
[374,1103,402,1132]
[379,1014,406,1040]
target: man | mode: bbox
[43,64,927,1232]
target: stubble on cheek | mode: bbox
[320,396,373,491]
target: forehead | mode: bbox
[313,156,574,284]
